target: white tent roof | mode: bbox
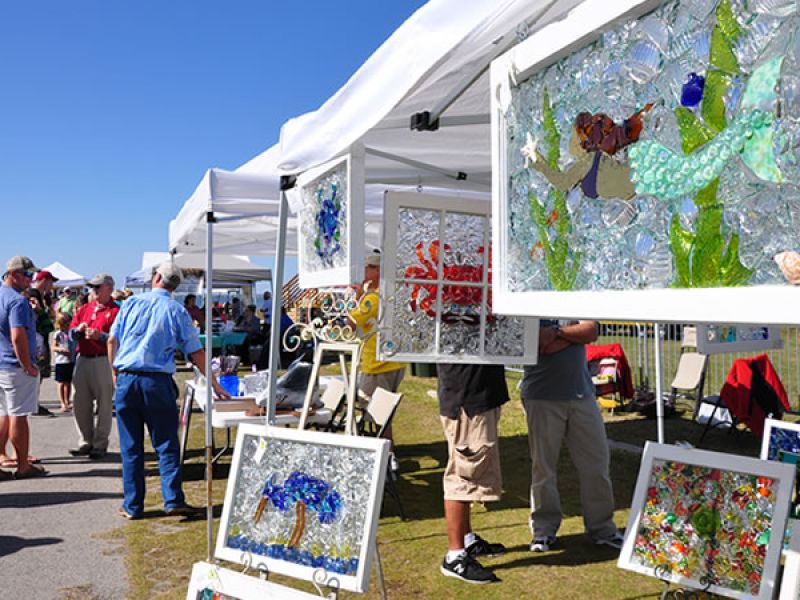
[42,261,87,288]
[239,0,583,185]
[126,252,271,287]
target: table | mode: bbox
[198,331,248,355]
[180,380,333,464]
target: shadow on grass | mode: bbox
[492,531,626,570]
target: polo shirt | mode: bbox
[437,363,510,418]
[0,286,36,369]
[111,288,202,374]
[70,299,120,357]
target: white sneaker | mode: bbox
[530,535,556,552]
[389,453,400,473]
[594,531,624,550]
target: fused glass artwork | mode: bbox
[491,0,800,324]
[379,192,538,364]
[296,153,364,289]
[215,425,389,593]
[619,442,794,599]
[695,323,783,354]
[187,561,321,600]
[761,418,800,516]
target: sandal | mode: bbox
[15,464,48,479]
[0,456,41,468]
[0,469,13,481]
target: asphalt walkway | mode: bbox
[0,378,127,600]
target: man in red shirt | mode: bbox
[69,273,120,459]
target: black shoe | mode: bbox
[69,445,92,456]
[466,534,506,558]
[35,406,55,417]
[165,503,201,517]
[440,555,498,584]
[88,448,107,459]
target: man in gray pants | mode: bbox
[521,319,623,552]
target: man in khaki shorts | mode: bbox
[0,256,48,479]
[437,363,508,584]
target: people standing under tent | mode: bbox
[0,256,47,479]
[259,291,272,329]
[234,304,264,364]
[183,294,205,332]
[29,269,58,415]
[521,319,623,553]
[52,312,76,412]
[108,262,229,520]
[57,287,77,317]
[350,250,407,472]
[229,297,242,323]
[69,273,120,459]
[437,363,508,584]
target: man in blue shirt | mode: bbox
[0,256,47,479]
[108,262,228,519]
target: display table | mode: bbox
[198,331,248,355]
[180,380,333,463]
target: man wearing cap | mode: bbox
[0,256,47,478]
[69,273,120,459]
[108,262,229,519]
[29,269,59,416]
[57,288,77,318]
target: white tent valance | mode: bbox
[125,252,271,287]
[42,261,87,288]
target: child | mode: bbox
[52,312,76,412]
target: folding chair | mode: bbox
[668,351,708,416]
[592,358,622,412]
[314,379,347,432]
[358,387,406,520]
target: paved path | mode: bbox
[0,378,127,600]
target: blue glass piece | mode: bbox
[680,72,706,107]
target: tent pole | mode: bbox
[654,323,665,444]
[265,176,294,426]
[205,211,215,562]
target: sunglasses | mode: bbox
[22,271,35,278]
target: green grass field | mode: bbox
[114,368,773,599]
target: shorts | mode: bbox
[441,406,502,502]
[55,363,75,383]
[0,368,40,416]
[358,368,405,398]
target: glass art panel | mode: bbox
[299,162,348,274]
[494,0,800,323]
[216,427,387,592]
[633,459,779,596]
[387,282,436,355]
[396,208,441,282]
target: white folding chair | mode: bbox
[316,379,347,432]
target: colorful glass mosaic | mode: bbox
[767,426,800,462]
[632,458,779,596]
[503,0,800,294]
[221,432,377,579]
[299,162,348,273]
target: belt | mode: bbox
[80,353,107,359]
[118,370,169,376]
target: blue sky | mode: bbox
[0,1,426,289]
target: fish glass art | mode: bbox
[299,162,348,273]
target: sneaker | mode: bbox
[466,534,506,558]
[389,453,400,473]
[118,507,141,520]
[165,503,201,517]
[530,535,557,552]
[594,531,624,550]
[35,406,55,417]
[69,445,92,457]
[88,448,108,460]
[440,555,498,584]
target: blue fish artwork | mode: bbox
[314,182,342,265]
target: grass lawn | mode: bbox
[115,368,771,599]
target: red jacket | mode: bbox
[719,354,789,437]
[586,343,635,399]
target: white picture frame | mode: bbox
[696,324,783,356]
[489,0,800,325]
[186,561,321,600]
[619,442,795,599]
[378,191,538,364]
[215,424,389,593]
[296,148,365,289]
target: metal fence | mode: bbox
[596,322,800,412]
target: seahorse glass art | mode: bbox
[504,0,800,293]
[299,162,348,273]
[223,434,375,578]
[632,459,780,596]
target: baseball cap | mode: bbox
[365,250,381,268]
[87,273,115,287]
[154,262,183,289]
[5,256,37,274]
[34,270,59,282]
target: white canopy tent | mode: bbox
[125,252,271,287]
[42,261,87,288]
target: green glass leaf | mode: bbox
[701,70,732,132]
[542,88,562,169]
[695,178,720,209]
[716,0,742,42]
[720,233,753,286]
[674,107,716,154]
[710,28,740,75]
[670,214,693,288]
[692,206,724,286]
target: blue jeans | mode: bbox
[115,372,184,516]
